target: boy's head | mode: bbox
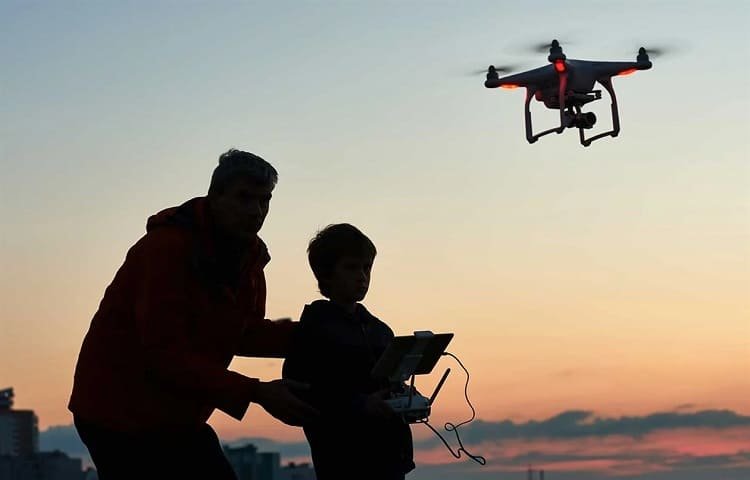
[308,224,377,303]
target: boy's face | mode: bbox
[327,255,373,304]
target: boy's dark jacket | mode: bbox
[282,300,415,478]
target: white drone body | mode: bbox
[484,40,654,146]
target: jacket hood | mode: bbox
[303,299,378,324]
[146,197,203,232]
[144,196,270,268]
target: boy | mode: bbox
[283,224,415,480]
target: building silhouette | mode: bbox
[0,451,87,480]
[225,443,262,480]
[225,443,316,480]
[2,387,312,480]
[258,452,281,480]
[279,461,316,480]
[0,388,39,456]
[0,388,87,480]
[527,465,546,480]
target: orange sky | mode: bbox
[1,5,748,480]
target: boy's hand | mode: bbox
[270,317,293,324]
[256,379,319,427]
[363,388,398,421]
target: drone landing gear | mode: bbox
[524,74,568,144]
[524,93,564,144]
[578,78,620,147]
[524,77,622,147]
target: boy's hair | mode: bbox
[208,148,278,197]
[308,223,377,298]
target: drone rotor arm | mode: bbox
[485,72,530,89]
[589,60,652,79]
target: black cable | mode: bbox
[442,352,477,431]
[416,351,486,465]
[417,419,486,465]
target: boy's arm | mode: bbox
[282,317,372,417]
[304,379,371,417]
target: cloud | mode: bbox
[41,409,750,479]
[415,409,750,447]
[412,409,750,478]
[484,448,750,470]
[408,460,750,480]
[665,451,750,469]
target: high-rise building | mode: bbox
[258,452,280,480]
[525,466,547,480]
[0,451,85,480]
[225,443,259,480]
[224,443,284,480]
[0,389,13,409]
[0,388,39,456]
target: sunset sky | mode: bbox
[1,1,748,479]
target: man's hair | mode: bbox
[308,223,377,298]
[208,149,278,197]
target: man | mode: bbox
[69,149,318,479]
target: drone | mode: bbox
[483,40,653,146]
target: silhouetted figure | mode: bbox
[68,149,318,480]
[283,224,415,480]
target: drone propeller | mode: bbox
[469,64,517,76]
[529,39,570,53]
[631,41,684,58]
[642,47,666,57]
[636,46,673,57]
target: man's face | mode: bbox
[210,176,274,243]
[326,255,373,305]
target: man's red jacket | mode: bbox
[68,197,293,432]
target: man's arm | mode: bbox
[281,317,314,386]
[233,266,296,358]
[236,317,296,358]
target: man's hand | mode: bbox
[363,388,398,421]
[255,379,319,427]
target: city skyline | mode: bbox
[2,387,316,480]
[1,1,748,479]
[24,389,750,480]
